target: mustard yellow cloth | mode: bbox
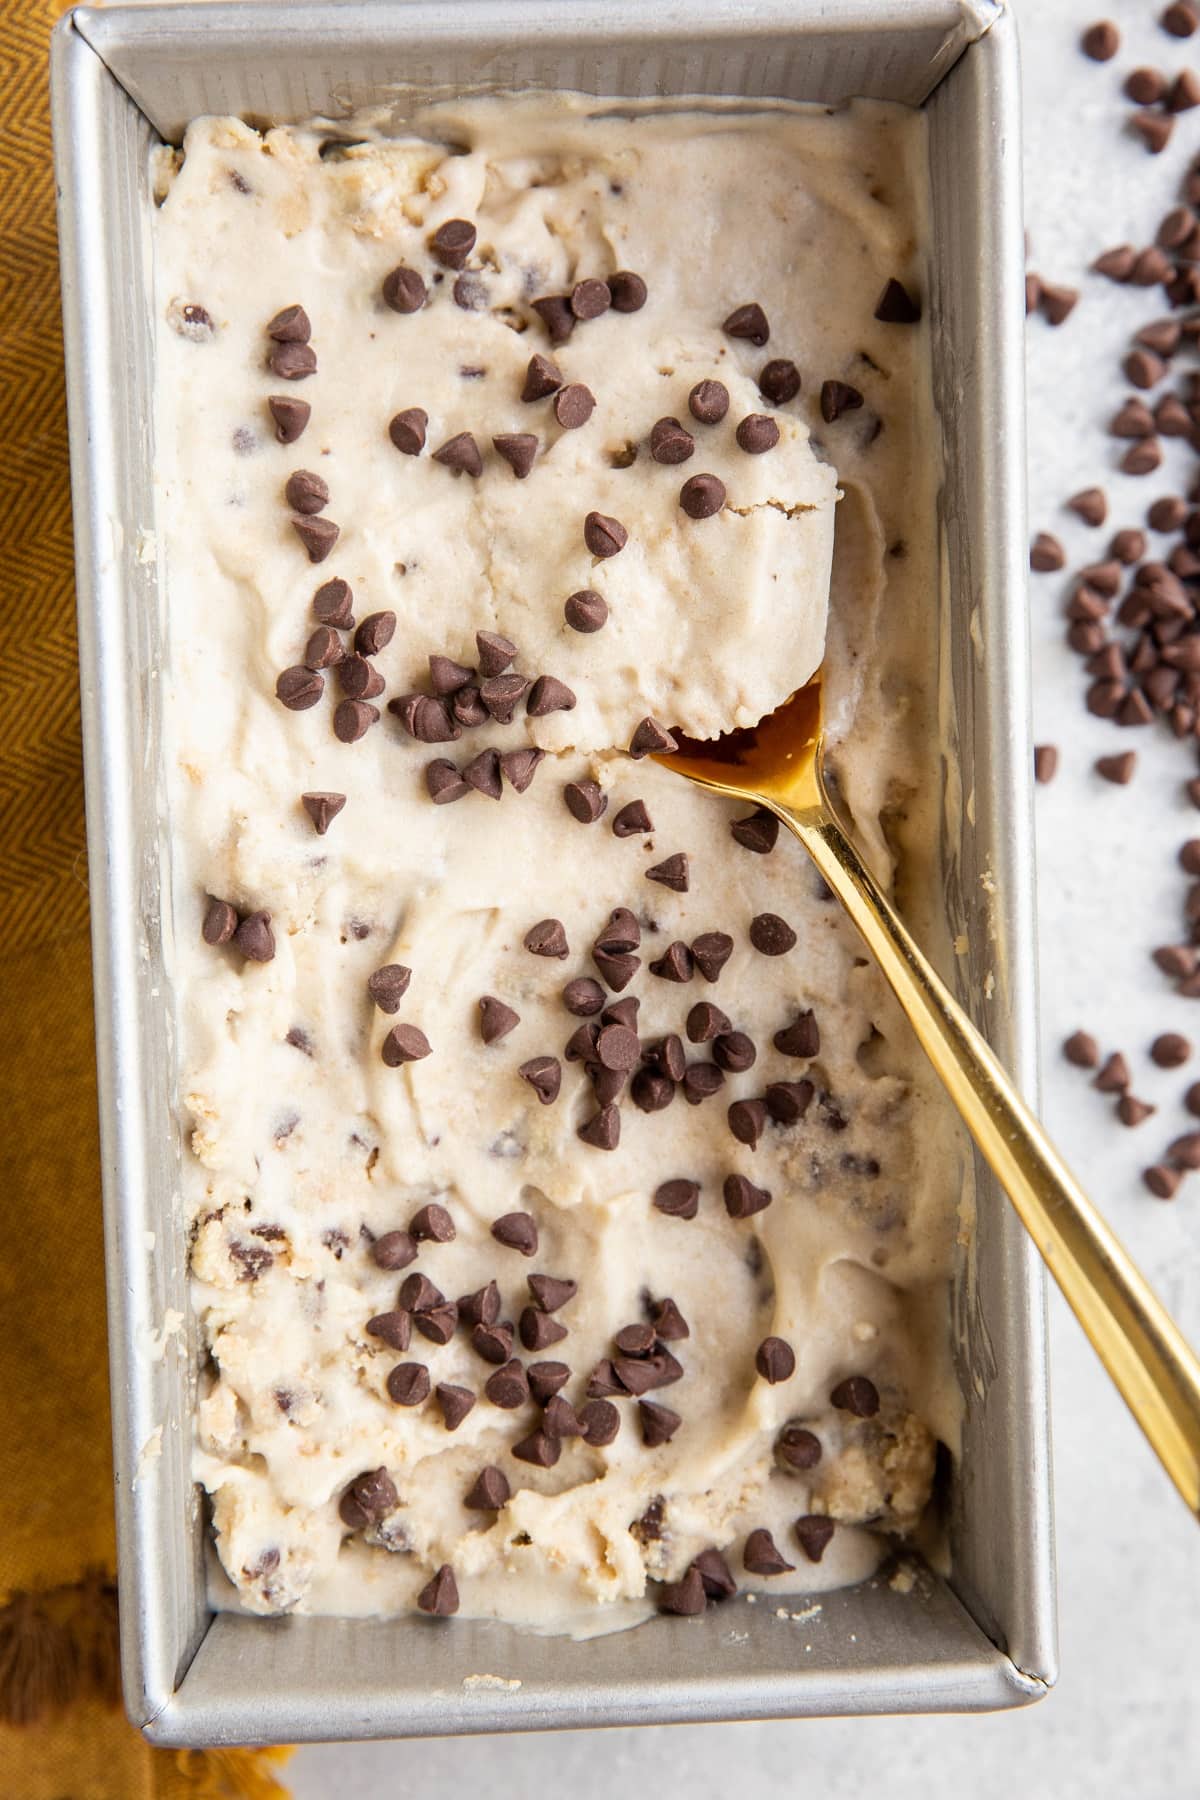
[0,4,292,1792]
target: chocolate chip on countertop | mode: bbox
[366,1310,412,1351]
[276,665,324,710]
[471,1320,514,1365]
[202,897,238,946]
[519,1305,568,1351]
[492,1212,539,1256]
[679,473,726,518]
[608,270,648,312]
[1094,1051,1130,1091]
[1030,532,1066,571]
[386,1362,430,1407]
[268,396,311,444]
[372,1230,418,1273]
[714,1032,756,1074]
[632,1071,674,1113]
[430,218,476,268]
[1063,1030,1100,1068]
[285,469,329,515]
[527,675,576,716]
[736,413,780,454]
[1151,1032,1192,1068]
[691,932,734,982]
[1067,487,1108,525]
[417,1564,459,1616]
[414,1302,458,1345]
[578,1104,621,1150]
[381,1023,432,1066]
[649,417,696,464]
[334,699,380,743]
[1169,1131,1200,1168]
[532,295,576,344]
[584,511,628,557]
[475,995,518,1044]
[388,408,428,456]
[1133,109,1175,153]
[687,1001,731,1043]
[498,748,543,795]
[749,913,796,956]
[269,341,317,380]
[355,611,396,656]
[723,302,770,345]
[513,1427,561,1467]
[755,1337,795,1383]
[562,588,608,635]
[723,1174,771,1218]
[794,1515,836,1564]
[831,1374,880,1417]
[292,516,340,562]
[689,379,730,424]
[267,304,311,343]
[554,384,596,429]
[433,432,483,476]
[233,911,275,963]
[1162,2,1197,37]
[629,717,678,758]
[578,1398,620,1445]
[874,278,921,323]
[1080,20,1120,59]
[1144,1163,1183,1198]
[485,1358,530,1408]
[479,673,531,723]
[303,626,343,671]
[596,1023,640,1071]
[312,577,353,629]
[465,1466,511,1510]
[646,853,689,892]
[1118,1095,1156,1127]
[1096,752,1137,784]
[524,918,569,959]
[520,1056,562,1105]
[1038,283,1076,324]
[614,1321,656,1358]
[336,654,384,699]
[458,1282,501,1332]
[528,1361,571,1402]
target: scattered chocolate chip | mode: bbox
[557,978,602,1020]
[498,747,544,795]
[648,1032,687,1081]
[1081,20,1120,59]
[682,1062,724,1105]
[1118,1094,1156,1127]
[596,1023,640,1071]
[366,1310,412,1351]
[453,272,488,311]
[492,1212,539,1256]
[471,1321,514,1365]
[433,432,483,476]
[755,1337,795,1384]
[520,1056,562,1105]
[831,1374,880,1417]
[570,278,611,320]
[1145,1163,1182,1198]
[267,396,310,444]
[584,510,628,558]
[485,1358,530,1408]
[417,1564,459,1616]
[1094,1051,1130,1092]
[749,913,796,956]
[386,1362,430,1406]
[285,469,329,516]
[382,266,426,313]
[1063,1030,1100,1068]
[423,759,468,805]
[1030,531,1066,572]
[338,1466,399,1530]
[233,911,275,963]
[774,1010,820,1058]
[267,304,311,343]
[765,1080,814,1125]
[334,699,380,743]
[465,1465,511,1510]
[554,384,596,429]
[1034,745,1058,785]
[691,932,734,982]
[629,717,678,758]
[1096,752,1137,784]
[430,218,476,268]
[1068,487,1108,525]
[728,1098,767,1148]
[586,1359,626,1398]
[650,941,694,982]
[608,271,648,312]
[740,1528,794,1578]
[652,1178,700,1220]
[723,1174,771,1218]
[649,417,696,464]
[714,1031,756,1074]
[686,1001,731,1044]
[202,897,238,946]
[531,295,576,344]
[1169,1130,1200,1167]
[372,1230,418,1273]
[723,303,770,345]
[579,1398,620,1445]
[527,1362,570,1403]
[276,665,324,711]
[513,1427,561,1468]
[794,1515,835,1564]
[292,516,340,562]
[458,1283,501,1332]
[389,408,429,457]
[646,853,689,892]
[777,1425,823,1472]
[756,360,800,408]
[1162,0,1197,36]
[302,626,343,672]
[639,1400,681,1447]
[472,633,516,681]
[679,473,725,518]
[1132,110,1174,153]
[409,1204,454,1245]
[415,1302,459,1346]
[657,1566,705,1615]
[632,1070,675,1112]
[355,611,396,657]
[491,432,539,479]
[519,1305,568,1351]
[527,675,576,716]
[874,278,921,323]
[689,380,731,425]
[525,918,568,959]
[336,654,384,699]
[1151,1031,1192,1068]
[1040,282,1079,326]
[479,673,531,723]
[381,1023,432,1066]
[269,341,317,380]
[1169,69,1200,110]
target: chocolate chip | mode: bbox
[423,759,468,805]
[578,1104,621,1150]
[564,1022,600,1065]
[336,654,384,699]
[465,1466,511,1510]
[755,1337,795,1383]
[269,341,317,379]
[727,1098,767,1148]
[615,1321,656,1358]
[754,361,799,409]
[657,1566,705,1614]
[728,811,779,860]
[1095,1051,1130,1092]
[597,1023,640,1071]
[292,516,340,562]
[471,1321,514,1365]
[1151,1031,1191,1067]
[285,469,329,515]
[723,302,770,345]
[557,978,602,1020]
[604,800,652,843]
[479,673,531,723]
[1118,1095,1156,1127]
[485,1358,530,1407]
[453,272,488,311]
[774,1010,819,1057]
[1170,1131,1200,1168]
[386,1362,430,1406]
[513,1427,561,1467]
[649,417,695,464]
[355,611,396,657]
[1162,1,1197,36]
[372,1230,418,1272]
[632,1070,675,1112]
[691,932,733,982]
[1067,487,1108,526]
[1081,19,1120,58]
[749,913,796,957]
[638,1401,681,1447]
[775,1426,822,1474]
[518,1305,568,1352]
[408,1204,454,1246]
[302,626,343,672]
[629,717,678,758]
[682,1062,724,1106]
[470,997,517,1049]
[460,748,502,800]
[554,383,596,429]
[685,1002,730,1044]
[366,1310,411,1350]
[492,433,539,479]
[794,1515,835,1563]
[648,1033,686,1081]
[528,1361,571,1402]
[570,278,611,320]
[1096,752,1137,784]
[1132,109,1175,153]
[679,473,725,518]
[689,379,730,424]
[522,353,563,401]
[605,269,646,312]
[527,675,576,716]
[500,747,545,794]
[1145,1163,1183,1198]
[234,911,275,963]
[433,432,483,476]
[646,853,689,892]
[1154,946,1196,979]
[276,665,324,710]
[874,278,921,323]
[650,941,694,982]
[492,1211,539,1256]
[520,1056,562,1106]
[267,304,310,343]
[723,1174,771,1218]
[831,1374,880,1417]
[268,396,310,443]
[415,1302,459,1346]
[765,1080,814,1125]
[531,295,576,344]
[417,1564,459,1616]
[524,918,568,959]
[430,218,476,268]
[736,413,780,454]
[459,1282,501,1331]
[1122,438,1163,475]
[381,1023,431,1066]
[820,380,865,423]
[1169,68,1200,109]
[334,699,380,743]
[202,897,238,946]
[389,408,429,457]
[1063,1030,1100,1068]
[382,266,426,313]
[713,1032,756,1074]
[584,510,628,557]
[338,1465,399,1530]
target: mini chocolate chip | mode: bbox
[820,380,865,423]
[492,1212,539,1256]
[1145,1163,1183,1198]
[433,432,483,476]
[268,396,310,443]
[1096,753,1137,784]
[471,1321,514,1365]
[649,417,696,464]
[485,1358,530,1408]
[766,1076,813,1120]
[1169,1131,1200,1168]
[645,853,689,893]
[723,1173,771,1218]
[520,1056,562,1105]
[269,341,317,379]
[519,1306,567,1351]
[584,511,628,557]
[650,941,694,982]
[831,1374,880,1417]
[527,675,576,716]
[563,976,607,1016]
[411,1203,455,1244]
[417,1564,459,1616]
[267,304,311,343]
[629,717,678,758]
[653,1179,699,1219]
[461,748,503,800]
[875,278,921,323]
[728,1098,767,1148]
[528,1361,571,1402]
[578,1104,620,1150]
[680,473,726,519]
[286,469,329,514]
[608,270,647,312]
[386,1362,430,1407]
[1081,19,1120,58]
[202,897,238,945]
[522,353,563,401]
[430,218,476,268]
[366,1310,412,1350]
[513,1427,561,1467]
[554,384,596,429]
[1094,1052,1130,1092]
[774,1010,819,1057]
[293,516,339,562]
[532,295,576,344]
[276,665,324,710]
[334,699,380,743]
[736,413,780,454]
[1068,487,1108,525]
[424,759,469,805]
[493,433,539,478]
[372,1230,418,1272]
[381,1023,432,1066]
[525,918,568,959]
[1118,1095,1156,1127]
[639,1401,681,1447]
[234,911,275,963]
[657,1566,705,1614]
[691,932,734,982]
[579,1398,620,1445]
[755,1337,795,1384]
[749,913,796,955]
[571,278,611,320]
[465,1466,511,1510]
[723,303,769,345]
[459,1282,501,1330]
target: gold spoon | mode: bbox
[659,672,1200,1516]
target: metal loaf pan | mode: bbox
[51,0,1053,1746]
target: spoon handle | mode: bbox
[779,799,1200,1517]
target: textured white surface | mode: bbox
[290,0,1199,1787]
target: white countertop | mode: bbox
[292,2,1198,1789]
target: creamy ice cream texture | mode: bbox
[155,95,962,1630]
